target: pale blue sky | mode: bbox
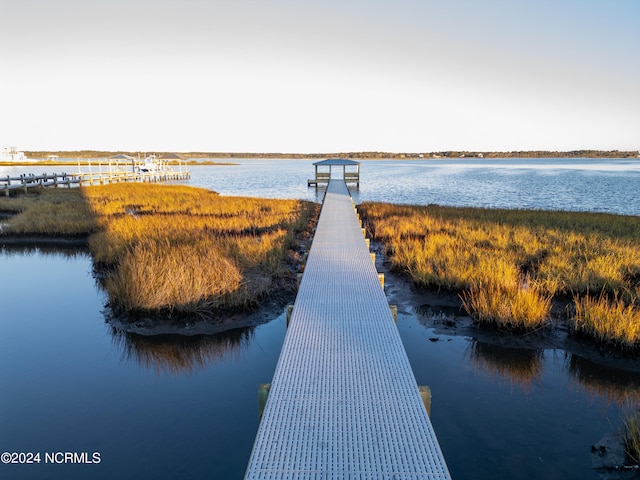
[1,0,639,152]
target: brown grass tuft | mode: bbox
[461,275,552,330]
[103,238,243,313]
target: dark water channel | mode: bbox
[2,158,640,478]
[2,248,639,479]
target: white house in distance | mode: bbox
[0,147,29,162]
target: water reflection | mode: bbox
[111,327,255,375]
[1,243,88,257]
[565,353,640,406]
[4,245,640,479]
[465,340,544,389]
[463,338,640,407]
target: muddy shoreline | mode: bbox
[104,294,293,337]
[0,235,89,247]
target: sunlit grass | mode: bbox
[360,202,640,343]
[103,238,243,312]
[1,184,318,315]
[572,291,640,349]
[461,275,552,330]
[83,184,317,313]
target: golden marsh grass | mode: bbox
[83,184,317,313]
[0,188,97,235]
[360,202,640,342]
[1,184,318,315]
[625,408,640,465]
[461,276,552,330]
[572,292,640,349]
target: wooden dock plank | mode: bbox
[245,180,451,479]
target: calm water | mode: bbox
[2,159,640,479]
[184,158,640,215]
[3,157,640,214]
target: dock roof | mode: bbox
[157,152,183,160]
[313,158,361,166]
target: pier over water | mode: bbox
[245,179,451,479]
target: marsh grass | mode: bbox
[461,275,552,330]
[0,188,97,235]
[572,291,640,349]
[1,184,318,315]
[82,183,317,313]
[622,405,640,465]
[360,202,640,342]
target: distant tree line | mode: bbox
[25,150,638,160]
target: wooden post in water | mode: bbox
[286,305,294,328]
[389,305,398,323]
[258,384,271,421]
[419,386,432,417]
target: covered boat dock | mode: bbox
[308,158,360,188]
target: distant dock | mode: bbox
[1,156,190,196]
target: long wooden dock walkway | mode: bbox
[245,180,451,479]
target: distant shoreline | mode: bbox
[17,149,640,160]
[0,159,238,167]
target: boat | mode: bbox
[136,155,173,174]
[0,147,29,162]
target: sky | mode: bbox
[1,0,639,153]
